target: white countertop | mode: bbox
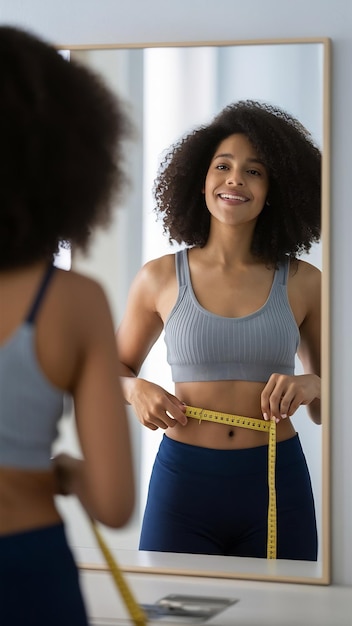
[81,569,351,626]
[79,550,351,626]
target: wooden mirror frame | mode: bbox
[58,37,331,585]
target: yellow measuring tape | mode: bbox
[90,519,148,625]
[185,405,277,559]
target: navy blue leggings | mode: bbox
[139,434,318,560]
[0,522,89,626]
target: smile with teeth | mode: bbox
[218,193,248,202]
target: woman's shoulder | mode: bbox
[291,258,321,280]
[121,252,180,314]
[53,269,113,327]
[55,267,108,300]
[139,252,179,282]
[289,258,321,298]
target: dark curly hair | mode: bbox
[154,100,321,264]
[0,26,132,269]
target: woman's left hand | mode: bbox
[261,373,321,422]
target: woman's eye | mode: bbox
[216,164,228,170]
[248,169,261,176]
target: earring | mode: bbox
[265,199,270,206]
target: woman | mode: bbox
[0,26,135,625]
[117,100,321,560]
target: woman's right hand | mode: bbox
[128,378,188,430]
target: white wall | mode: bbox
[1,0,351,586]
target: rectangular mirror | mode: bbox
[54,38,331,584]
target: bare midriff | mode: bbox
[166,379,296,449]
[0,467,61,535]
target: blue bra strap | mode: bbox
[26,265,57,324]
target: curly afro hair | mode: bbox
[153,100,321,265]
[0,26,132,269]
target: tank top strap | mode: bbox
[175,248,189,287]
[26,264,57,324]
[275,256,290,286]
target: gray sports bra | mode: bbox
[0,266,64,470]
[164,248,300,383]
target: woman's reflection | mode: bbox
[116,99,321,560]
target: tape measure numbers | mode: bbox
[185,405,277,559]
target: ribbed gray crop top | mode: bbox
[0,265,64,470]
[164,249,300,383]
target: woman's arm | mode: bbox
[261,262,321,425]
[55,277,135,528]
[296,265,321,424]
[117,258,187,430]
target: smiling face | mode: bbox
[204,133,269,230]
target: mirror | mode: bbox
[53,38,331,584]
